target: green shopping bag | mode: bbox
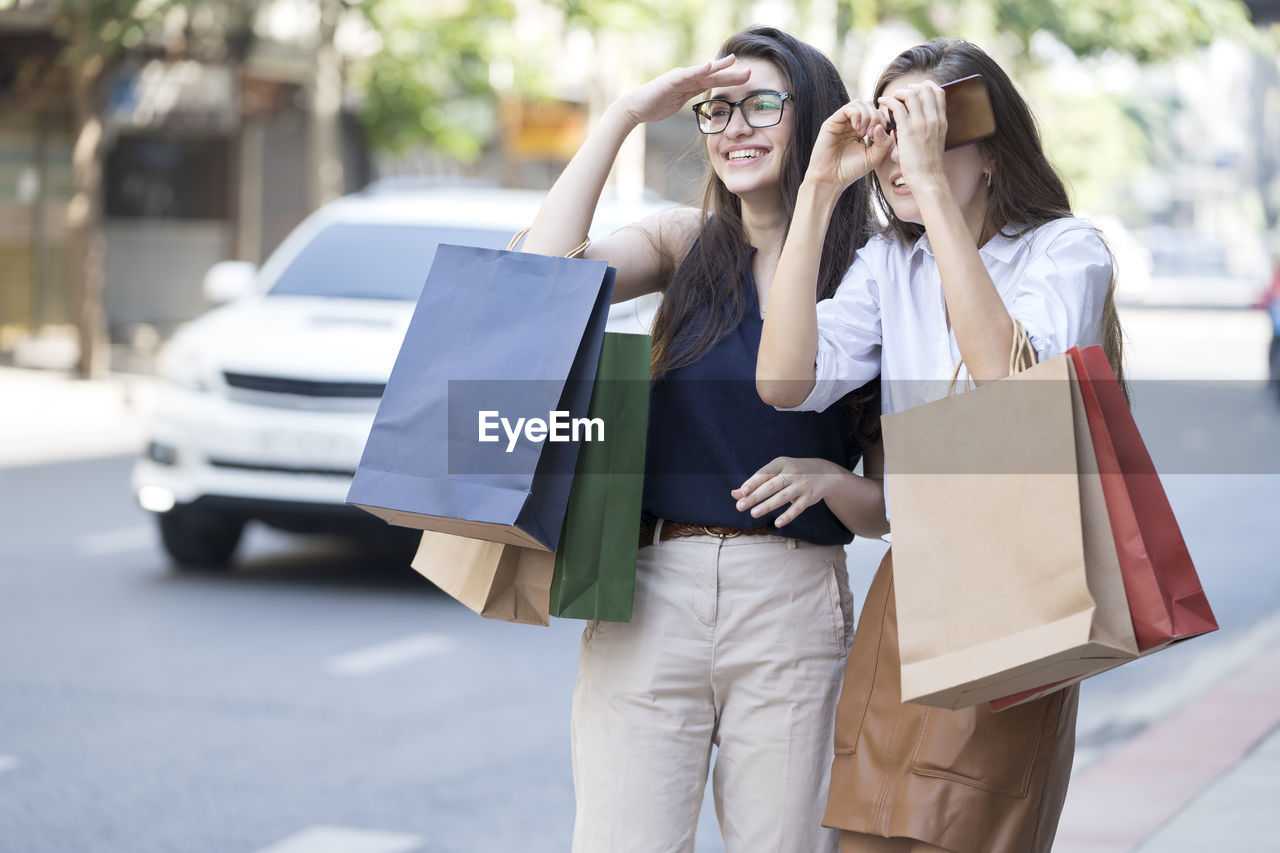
[548,332,650,622]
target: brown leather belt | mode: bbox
[638,517,776,548]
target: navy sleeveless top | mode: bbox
[643,260,859,546]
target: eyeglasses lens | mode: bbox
[695,93,785,134]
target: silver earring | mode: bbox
[985,171,993,188]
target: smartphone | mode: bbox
[883,74,996,151]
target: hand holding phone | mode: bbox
[883,74,996,151]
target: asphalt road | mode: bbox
[0,455,587,853]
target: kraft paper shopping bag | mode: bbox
[989,346,1217,711]
[884,353,1138,710]
[412,530,555,626]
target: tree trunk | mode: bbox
[67,52,109,379]
[308,0,345,209]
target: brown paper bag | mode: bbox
[411,530,554,626]
[883,353,1138,709]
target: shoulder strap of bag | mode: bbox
[947,317,1037,395]
[507,228,592,259]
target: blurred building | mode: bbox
[3,0,1277,360]
[99,52,368,338]
[0,1,369,361]
[0,5,69,349]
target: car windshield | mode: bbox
[268,223,513,300]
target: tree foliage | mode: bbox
[835,0,1255,58]
[980,0,1255,62]
[350,0,705,158]
[48,0,257,65]
[350,0,1257,161]
[352,0,518,159]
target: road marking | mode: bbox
[0,755,18,774]
[79,525,155,556]
[252,826,422,853]
[326,633,456,676]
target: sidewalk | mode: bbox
[1055,306,1278,850]
[1057,642,1280,851]
[0,365,155,468]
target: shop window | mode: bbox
[105,136,229,220]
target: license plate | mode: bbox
[258,428,357,465]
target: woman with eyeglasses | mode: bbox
[749,39,1125,852]
[523,26,886,853]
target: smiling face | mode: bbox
[704,57,793,205]
[875,70,992,240]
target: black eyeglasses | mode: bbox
[691,91,791,134]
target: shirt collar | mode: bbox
[909,226,1024,265]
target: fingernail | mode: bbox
[736,500,745,510]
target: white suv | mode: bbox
[132,185,668,569]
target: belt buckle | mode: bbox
[702,526,741,539]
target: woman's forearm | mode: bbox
[523,102,638,257]
[757,179,841,406]
[913,184,1014,382]
[823,470,889,539]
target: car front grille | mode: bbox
[208,458,357,477]
[223,372,386,398]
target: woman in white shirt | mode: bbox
[741,39,1125,852]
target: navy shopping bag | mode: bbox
[347,243,615,552]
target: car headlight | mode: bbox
[156,342,216,393]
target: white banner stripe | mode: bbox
[327,633,455,676]
[252,826,422,853]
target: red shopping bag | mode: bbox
[1072,345,1218,649]
[990,345,1218,711]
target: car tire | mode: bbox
[374,526,422,566]
[157,508,245,570]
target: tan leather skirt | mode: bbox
[823,551,1079,853]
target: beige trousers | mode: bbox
[571,529,853,853]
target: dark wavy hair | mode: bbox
[650,26,871,379]
[872,39,1125,391]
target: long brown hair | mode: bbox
[650,26,872,380]
[871,39,1126,391]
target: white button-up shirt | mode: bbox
[789,217,1113,416]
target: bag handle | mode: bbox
[947,316,1037,395]
[507,228,592,259]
